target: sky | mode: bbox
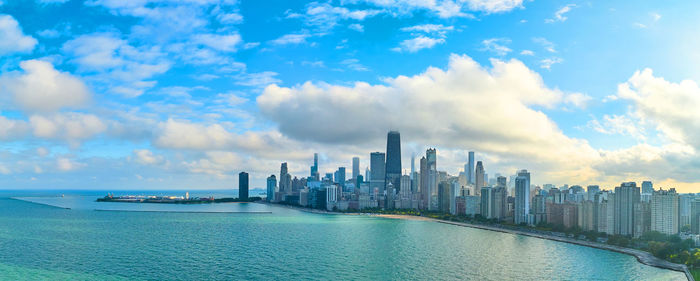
[0,0,699,193]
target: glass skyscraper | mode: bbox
[384,131,402,192]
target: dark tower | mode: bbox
[384,131,402,194]
[239,172,249,200]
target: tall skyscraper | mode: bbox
[426,148,438,210]
[438,181,451,213]
[496,176,506,188]
[370,152,385,193]
[475,161,484,195]
[514,174,530,225]
[651,189,679,235]
[614,182,640,236]
[266,175,276,202]
[384,131,402,193]
[679,194,694,227]
[310,153,319,181]
[352,157,360,181]
[641,181,653,202]
[467,151,475,185]
[692,199,700,234]
[420,156,428,209]
[280,162,292,194]
[238,172,249,200]
[335,167,346,187]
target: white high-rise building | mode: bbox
[651,188,679,235]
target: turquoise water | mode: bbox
[0,191,687,280]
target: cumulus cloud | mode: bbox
[0,60,91,112]
[29,113,107,145]
[0,14,37,55]
[56,157,85,171]
[257,54,600,183]
[288,2,381,32]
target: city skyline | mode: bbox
[1,1,700,193]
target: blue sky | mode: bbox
[1,0,699,192]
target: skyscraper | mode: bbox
[614,182,640,236]
[238,172,249,200]
[310,153,319,181]
[280,162,292,194]
[420,156,428,209]
[514,174,530,225]
[352,157,360,181]
[384,131,402,193]
[467,151,475,185]
[641,181,653,202]
[587,185,600,201]
[266,175,276,202]
[651,188,679,235]
[475,161,484,195]
[426,148,438,210]
[438,181,451,213]
[335,167,346,187]
[370,152,385,193]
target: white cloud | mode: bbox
[0,116,29,140]
[540,57,563,69]
[0,60,91,112]
[217,12,243,24]
[393,36,445,53]
[563,92,592,109]
[234,71,281,87]
[616,68,700,149]
[270,33,311,45]
[532,37,556,53]
[56,158,85,172]
[132,149,163,165]
[348,23,364,32]
[30,113,107,145]
[193,33,242,52]
[358,0,523,17]
[588,114,645,139]
[289,2,381,32]
[257,54,603,185]
[340,59,369,72]
[520,50,534,56]
[400,24,454,35]
[545,4,576,23]
[62,32,171,97]
[481,38,511,56]
[0,14,37,55]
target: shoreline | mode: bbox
[264,203,693,281]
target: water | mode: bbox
[0,190,687,280]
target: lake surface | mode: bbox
[0,190,687,280]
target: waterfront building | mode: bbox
[692,199,700,234]
[480,187,492,218]
[465,195,480,216]
[562,203,578,229]
[514,171,530,225]
[492,187,508,220]
[679,194,694,228]
[475,161,484,195]
[438,181,451,213]
[352,157,360,181]
[266,175,277,202]
[467,151,475,185]
[370,152,386,193]
[384,131,402,193]
[419,156,428,209]
[651,189,679,235]
[238,172,249,200]
[280,162,292,195]
[533,194,547,225]
[614,182,640,236]
[299,188,309,206]
[578,200,597,231]
[634,201,651,238]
